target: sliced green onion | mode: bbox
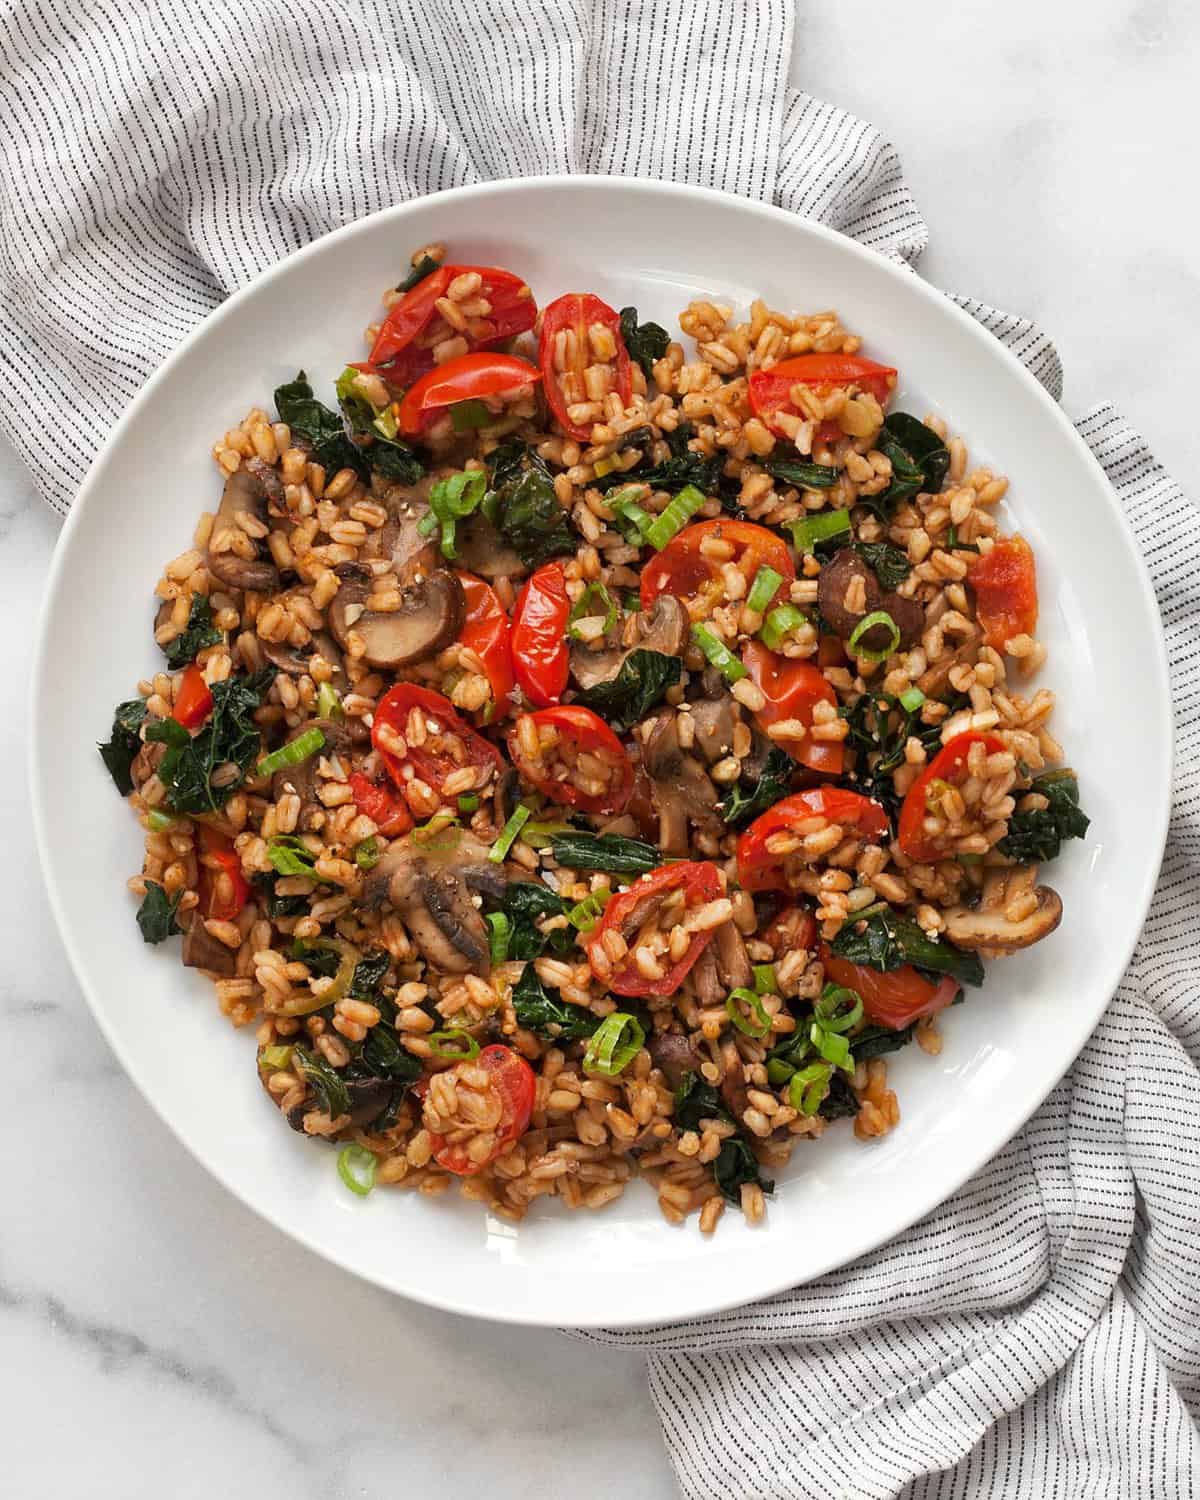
[519,817,573,850]
[450,398,492,432]
[258,1044,294,1071]
[788,1062,833,1116]
[608,494,655,546]
[956,851,985,867]
[725,987,771,1039]
[337,1143,378,1197]
[486,912,511,966]
[316,682,343,720]
[266,835,319,878]
[489,804,531,862]
[745,565,784,615]
[568,580,619,640]
[425,468,489,559]
[457,794,480,814]
[759,604,809,651]
[691,623,747,683]
[766,1057,795,1087]
[753,963,777,995]
[372,406,399,440]
[593,454,617,478]
[146,809,177,832]
[567,888,611,933]
[643,484,707,550]
[847,609,900,663]
[354,837,380,871]
[428,1029,481,1061]
[810,1022,853,1071]
[412,810,459,842]
[814,983,863,1035]
[899,686,926,713]
[787,509,852,553]
[257,727,326,777]
[582,1012,646,1078]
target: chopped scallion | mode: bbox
[428,1029,481,1061]
[489,804,531,862]
[847,609,900,663]
[519,818,573,850]
[457,794,480,813]
[745,565,784,616]
[337,1143,378,1197]
[788,1062,833,1116]
[814,983,863,1035]
[607,485,655,544]
[899,685,926,713]
[787,509,851,553]
[258,1044,294,1071]
[691,623,747,683]
[266,835,319,878]
[568,580,619,640]
[257,727,325,778]
[759,604,809,651]
[316,682,343,720]
[146,809,177,832]
[567,888,611,933]
[753,963,777,995]
[450,398,492,432]
[582,1012,646,1078]
[643,484,707,550]
[354,837,380,871]
[810,1022,853,1071]
[725,987,771,1039]
[486,911,511,965]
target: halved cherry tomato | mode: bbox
[817,633,849,671]
[172,664,213,730]
[538,293,632,441]
[397,352,541,437]
[418,1045,536,1175]
[821,946,959,1031]
[748,353,897,442]
[586,861,724,998]
[742,640,843,776]
[196,826,250,923]
[968,535,1038,651]
[737,788,890,893]
[506,705,633,815]
[348,772,414,837]
[511,562,569,707]
[897,730,1006,864]
[456,572,514,715]
[372,684,502,801]
[763,904,818,958]
[361,264,537,383]
[640,520,795,615]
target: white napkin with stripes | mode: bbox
[3,3,1197,1495]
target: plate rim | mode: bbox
[30,174,1173,1327]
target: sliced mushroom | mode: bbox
[181,919,238,976]
[877,591,924,651]
[647,1032,700,1090]
[688,694,739,766]
[713,920,753,991]
[718,1037,751,1120]
[455,512,526,580]
[817,548,923,653]
[328,564,465,670]
[641,710,722,856]
[941,869,1063,953]
[362,837,505,976]
[206,466,282,593]
[569,594,689,691]
[917,625,982,698]
[270,717,359,812]
[260,627,349,693]
[690,941,724,1008]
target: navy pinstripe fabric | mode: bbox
[2,4,1196,1493]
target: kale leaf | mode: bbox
[288,939,342,978]
[595,421,724,497]
[397,254,440,293]
[818,1072,861,1120]
[487,440,576,566]
[136,882,181,944]
[349,950,391,1001]
[862,413,951,522]
[147,665,275,814]
[98,698,148,796]
[852,1023,917,1062]
[719,744,795,826]
[763,457,840,489]
[674,1073,774,1205]
[837,690,965,821]
[500,881,575,960]
[997,771,1090,865]
[619,306,671,377]
[274,371,369,481]
[574,650,682,731]
[854,541,911,591]
[293,1047,350,1118]
[549,832,661,875]
[335,366,424,484]
[162,594,222,671]
[511,962,598,1041]
[250,873,308,919]
[830,907,984,988]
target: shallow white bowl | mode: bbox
[31,177,1170,1327]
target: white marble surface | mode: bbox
[4,6,1197,1496]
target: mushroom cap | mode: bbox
[206,466,282,593]
[641,709,721,855]
[942,883,1063,952]
[569,594,689,691]
[329,565,465,670]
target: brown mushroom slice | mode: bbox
[181,919,238,976]
[328,566,465,670]
[362,840,496,976]
[817,548,880,638]
[455,512,526,580]
[570,594,689,692]
[260,627,349,693]
[713,920,753,991]
[206,466,282,593]
[874,591,925,652]
[917,625,982,698]
[690,941,725,1008]
[641,711,721,856]
[688,694,739,766]
[942,870,1063,953]
[718,1037,751,1120]
[647,1032,700,1090]
[270,717,357,810]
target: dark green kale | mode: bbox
[997,771,1090,865]
[619,306,671,377]
[852,1023,917,1062]
[293,1047,351,1117]
[818,1072,861,1121]
[549,832,661,876]
[511,963,598,1042]
[397,254,440,293]
[274,371,369,481]
[349,950,391,1001]
[487,440,576,566]
[838,691,965,821]
[145,666,275,814]
[574,650,682,732]
[335,367,424,484]
[719,745,795,827]
[762,456,840,489]
[862,413,951,522]
[135,882,182,944]
[854,541,911,591]
[674,1073,774,1204]
[98,698,148,796]
[830,907,984,988]
[250,873,308,919]
[288,939,342,978]
[500,881,575,960]
[162,594,222,671]
[595,421,724,498]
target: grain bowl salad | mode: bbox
[99,246,1090,1231]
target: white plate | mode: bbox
[31,178,1170,1328]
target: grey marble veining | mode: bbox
[4,7,1197,1496]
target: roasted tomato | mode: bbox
[640,519,794,615]
[196,826,250,923]
[586,861,724,998]
[348,772,414,837]
[763,904,818,958]
[511,562,570,707]
[397,352,540,436]
[172,664,213,730]
[737,788,890,893]
[741,640,843,776]
[362,264,537,383]
[507,705,633,815]
[897,730,1007,864]
[538,293,632,440]
[372,684,502,802]
[419,1045,536,1175]
[456,572,514,716]
[748,352,897,442]
[821,946,959,1031]
[968,535,1038,651]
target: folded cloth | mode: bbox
[3,3,1196,1495]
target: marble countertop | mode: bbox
[5,8,1196,1497]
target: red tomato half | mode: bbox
[506,705,633,815]
[896,730,1006,864]
[372,684,502,800]
[821,946,959,1031]
[742,641,843,776]
[586,861,724,998]
[748,353,897,441]
[348,772,414,837]
[173,664,213,730]
[456,572,514,715]
[763,905,818,958]
[737,788,890,893]
[640,520,794,615]
[511,563,569,707]
[196,826,250,923]
[421,1045,536,1175]
[968,535,1038,651]
[363,265,537,383]
[397,352,540,437]
[538,293,632,440]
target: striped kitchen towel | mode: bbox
[2,2,1196,1495]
